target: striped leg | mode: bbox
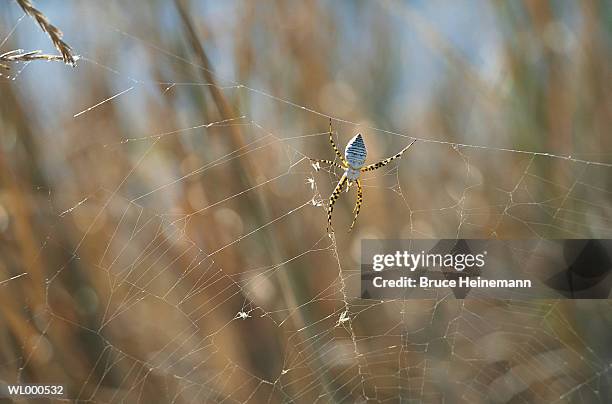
[361,139,417,172]
[328,118,348,165]
[310,158,344,171]
[349,179,363,232]
[327,173,348,233]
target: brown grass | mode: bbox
[0,1,610,402]
[0,49,65,70]
[14,0,76,66]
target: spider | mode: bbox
[311,119,416,233]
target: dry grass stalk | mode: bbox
[0,49,66,70]
[14,0,76,66]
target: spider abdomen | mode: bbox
[345,133,367,169]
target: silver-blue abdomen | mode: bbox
[345,133,367,169]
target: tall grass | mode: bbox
[14,0,75,65]
[0,0,610,402]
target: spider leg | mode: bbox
[309,158,344,171]
[328,118,348,166]
[349,179,363,232]
[327,173,348,233]
[361,139,417,172]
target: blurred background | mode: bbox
[0,0,611,402]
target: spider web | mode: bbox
[1,1,611,403]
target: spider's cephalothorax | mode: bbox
[311,118,416,233]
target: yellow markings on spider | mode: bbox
[311,118,416,233]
